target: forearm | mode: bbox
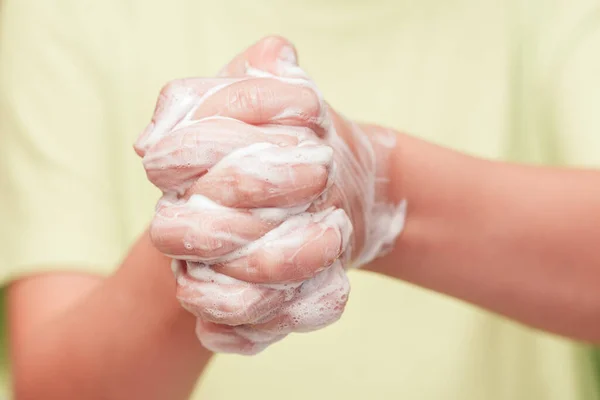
[14,231,211,400]
[367,132,600,342]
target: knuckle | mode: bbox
[148,220,163,247]
[229,82,271,116]
[298,86,324,121]
[158,79,185,101]
[158,78,214,113]
[153,79,189,120]
[148,214,175,248]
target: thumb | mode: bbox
[218,35,307,78]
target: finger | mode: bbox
[284,261,350,332]
[214,208,353,283]
[192,78,327,133]
[195,319,285,355]
[310,178,367,261]
[185,142,334,208]
[218,35,306,79]
[150,196,276,261]
[138,76,326,161]
[135,78,238,156]
[176,263,291,325]
[142,118,304,193]
[249,262,350,335]
[136,36,310,156]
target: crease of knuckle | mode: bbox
[228,83,273,120]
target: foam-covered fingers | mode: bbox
[214,208,352,283]
[218,35,305,79]
[192,78,327,133]
[285,262,350,331]
[150,197,275,261]
[195,319,285,355]
[310,182,367,259]
[135,78,240,156]
[135,37,317,157]
[249,262,350,335]
[190,265,349,353]
[142,118,301,193]
[139,77,327,174]
[185,142,334,208]
[176,264,290,325]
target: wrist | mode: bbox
[352,123,408,266]
[326,113,408,267]
[364,133,492,280]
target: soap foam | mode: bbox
[140,54,406,355]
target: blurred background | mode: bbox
[0,0,599,399]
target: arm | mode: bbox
[132,34,600,349]
[9,231,212,400]
[366,131,600,342]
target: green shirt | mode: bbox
[1,0,599,398]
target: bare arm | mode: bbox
[366,132,600,342]
[8,230,212,400]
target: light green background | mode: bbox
[1,0,599,399]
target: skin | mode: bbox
[8,36,600,399]
[366,133,600,342]
[8,233,212,400]
[139,39,355,352]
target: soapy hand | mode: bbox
[134,37,406,354]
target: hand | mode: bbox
[135,37,406,354]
